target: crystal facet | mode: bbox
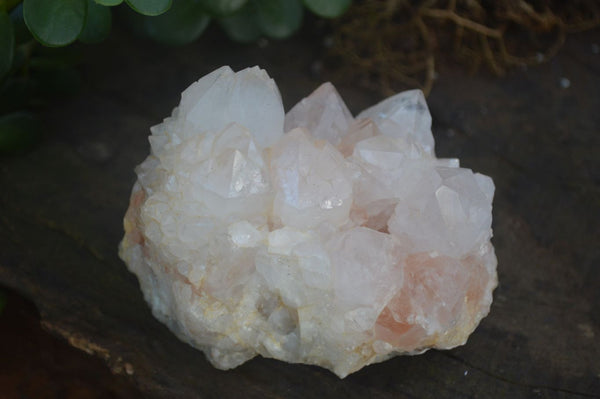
[120,66,497,378]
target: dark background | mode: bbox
[1,20,599,399]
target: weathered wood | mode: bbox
[1,27,598,398]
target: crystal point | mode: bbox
[285,82,354,146]
[358,89,435,155]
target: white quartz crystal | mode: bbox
[120,66,497,378]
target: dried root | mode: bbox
[331,0,600,95]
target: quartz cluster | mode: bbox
[119,66,497,377]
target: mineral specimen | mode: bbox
[119,66,497,378]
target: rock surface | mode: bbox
[119,66,497,377]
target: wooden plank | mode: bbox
[1,27,598,398]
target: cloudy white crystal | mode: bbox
[120,66,497,378]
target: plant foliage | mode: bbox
[0,0,352,153]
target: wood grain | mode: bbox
[1,27,598,398]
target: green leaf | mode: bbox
[199,0,247,16]
[0,112,42,154]
[95,0,122,5]
[144,0,209,45]
[303,0,350,18]
[0,11,15,80]
[255,0,302,39]
[79,0,111,43]
[125,0,171,16]
[23,0,87,47]
[218,2,260,43]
